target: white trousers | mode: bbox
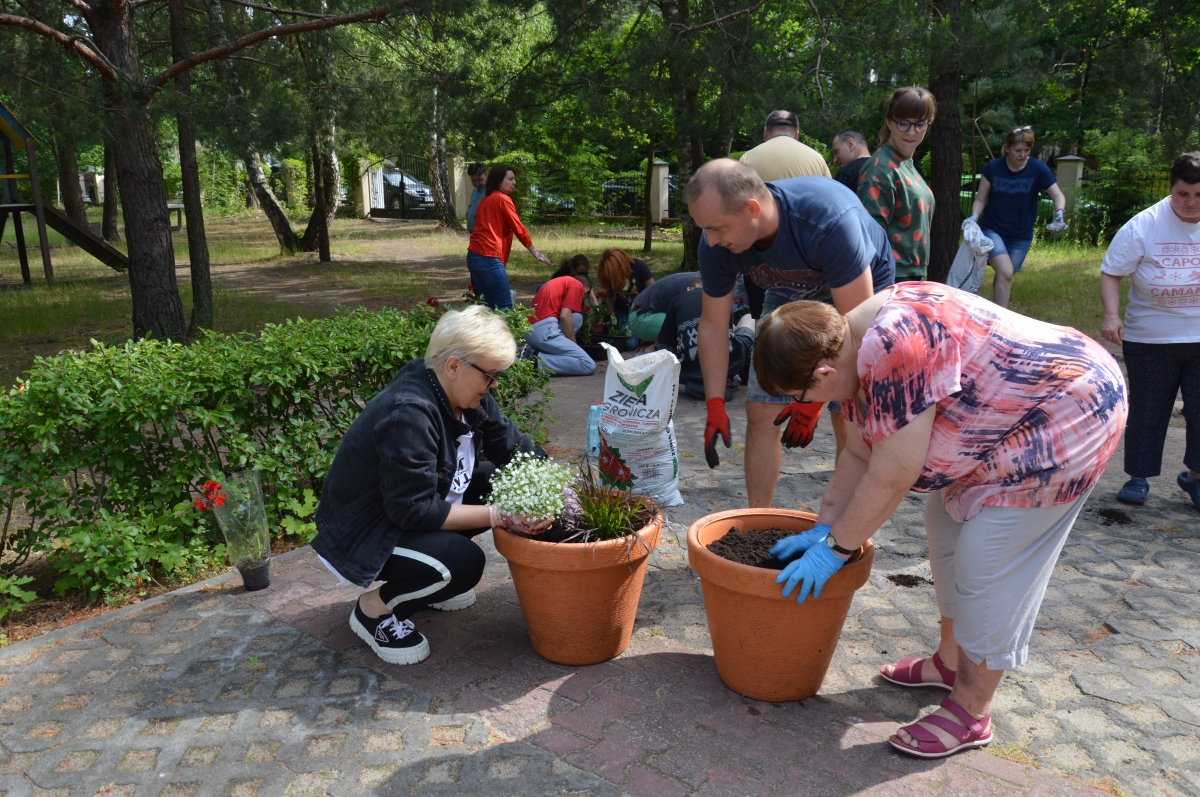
[924,487,1093,670]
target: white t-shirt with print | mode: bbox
[444,432,475,505]
[1100,197,1200,344]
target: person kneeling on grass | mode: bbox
[311,306,549,665]
[755,283,1126,758]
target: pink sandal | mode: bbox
[889,697,992,759]
[880,651,956,691]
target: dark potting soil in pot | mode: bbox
[507,511,656,544]
[706,528,798,570]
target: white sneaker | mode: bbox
[428,588,477,612]
[349,603,429,665]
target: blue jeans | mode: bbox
[525,315,595,376]
[466,251,513,310]
[980,230,1033,272]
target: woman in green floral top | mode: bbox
[857,86,937,281]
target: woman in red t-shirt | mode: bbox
[466,164,553,309]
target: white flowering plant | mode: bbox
[488,452,573,526]
[489,454,653,544]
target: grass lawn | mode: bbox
[983,237,1126,340]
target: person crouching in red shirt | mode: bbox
[525,276,596,375]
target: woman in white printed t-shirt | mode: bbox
[1100,152,1200,509]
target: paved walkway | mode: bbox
[2,359,1198,797]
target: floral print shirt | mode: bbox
[843,284,1127,522]
[857,144,935,280]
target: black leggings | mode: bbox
[1123,340,1200,478]
[377,463,493,620]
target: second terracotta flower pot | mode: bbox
[688,508,874,702]
[493,505,663,666]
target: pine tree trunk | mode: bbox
[427,85,462,232]
[672,87,705,270]
[310,140,331,262]
[102,141,120,242]
[169,0,212,334]
[662,0,703,269]
[927,0,963,285]
[245,154,301,253]
[300,119,339,252]
[89,0,187,343]
[713,78,736,160]
[55,140,89,229]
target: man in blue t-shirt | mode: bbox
[683,158,895,508]
[466,162,487,234]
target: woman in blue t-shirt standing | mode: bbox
[967,127,1068,308]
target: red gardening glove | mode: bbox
[774,401,823,449]
[705,397,731,469]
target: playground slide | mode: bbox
[39,203,128,272]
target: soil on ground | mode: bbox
[706,528,798,569]
[887,573,933,588]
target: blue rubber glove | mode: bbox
[768,524,832,562]
[776,538,847,604]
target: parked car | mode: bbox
[383,171,435,210]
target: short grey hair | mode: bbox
[425,305,517,371]
[682,158,771,214]
[834,129,868,150]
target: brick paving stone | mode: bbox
[0,363,1189,796]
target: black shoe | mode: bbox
[349,603,429,665]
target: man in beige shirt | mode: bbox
[739,110,831,181]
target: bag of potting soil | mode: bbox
[597,344,684,508]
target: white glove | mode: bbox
[1046,209,1067,232]
[962,214,979,232]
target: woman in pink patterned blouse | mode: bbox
[753,283,1126,759]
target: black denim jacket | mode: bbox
[312,358,534,586]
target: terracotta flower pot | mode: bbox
[493,506,663,666]
[688,508,874,702]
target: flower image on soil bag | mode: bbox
[598,344,683,507]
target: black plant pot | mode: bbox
[592,333,631,352]
[238,559,271,592]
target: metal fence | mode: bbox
[371,152,441,220]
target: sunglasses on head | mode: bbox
[1012,125,1032,134]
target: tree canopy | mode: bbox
[1,0,1196,336]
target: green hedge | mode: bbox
[0,306,551,608]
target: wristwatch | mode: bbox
[825,534,856,557]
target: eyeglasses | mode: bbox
[795,361,821,404]
[892,120,930,133]
[1011,125,1032,134]
[465,361,501,386]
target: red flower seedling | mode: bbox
[195,480,227,512]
